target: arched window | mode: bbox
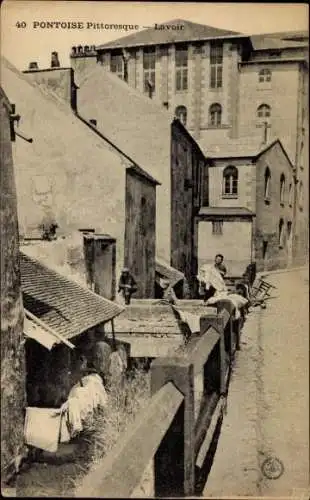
[258,68,272,83]
[288,182,293,207]
[264,167,271,201]
[257,104,271,119]
[279,218,285,248]
[299,181,304,210]
[223,165,238,196]
[280,174,285,205]
[209,103,222,127]
[175,105,187,126]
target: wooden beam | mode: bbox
[196,396,225,468]
[24,309,75,349]
[75,382,183,498]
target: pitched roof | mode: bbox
[97,19,244,50]
[155,258,185,287]
[251,30,309,51]
[207,139,262,159]
[20,252,123,340]
[198,207,255,217]
[76,64,173,260]
[1,56,164,270]
[207,138,294,167]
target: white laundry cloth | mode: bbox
[67,396,83,436]
[81,374,108,409]
[59,411,71,443]
[197,265,227,292]
[24,407,62,452]
[206,292,248,319]
[174,308,201,334]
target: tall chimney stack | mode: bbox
[51,51,60,68]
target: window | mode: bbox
[209,103,222,127]
[264,167,271,201]
[175,46,188,91]
[223,165,238,196]
[257,104,271,119]
[258,69,272,82]
[110,51,123,79]
[175,105,187,126]
[288,182,293,207]
[279,218,285,248]
[212,220,223,235]
[299,181,304,210]
[280,174,285,205]
[262,240,268,259]
[143,47,156,93]
[287,221,292,241]
[210,43,223,88]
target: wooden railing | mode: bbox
[76,300,244,498]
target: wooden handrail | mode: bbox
[75,382,183,498]
[75,303,246,498]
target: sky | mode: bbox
[1,1,308,71]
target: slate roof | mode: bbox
[20,252,124,340]
[198,207,255,217]
[251,30,309,51]
[97,19,244,50]
[207,138,294,167]
[155,258,185,287]
[207,139,263,159]
[1,56,164,276]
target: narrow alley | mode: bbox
[204,267,309,498]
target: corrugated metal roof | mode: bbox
[155,258,185,287]
[198,207,255,217]
[96,19,243,50]
[20,252,124,340]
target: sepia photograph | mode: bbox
[0,1,309,498]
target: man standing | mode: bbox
[214,254,227,278]
[118,268,137,305]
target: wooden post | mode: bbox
[151,358,195,497]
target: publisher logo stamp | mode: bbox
[261,456,284,480]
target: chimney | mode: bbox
[51,51,60,68]
[89,119,97,127]
[83,233,116,300]
[28,61,39,70]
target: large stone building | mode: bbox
[69,20,308,266]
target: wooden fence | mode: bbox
[76,299,244,498]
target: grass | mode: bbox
[72,366,151,496]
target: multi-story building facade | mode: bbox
[70,20,308,266]
[199,139,295,274]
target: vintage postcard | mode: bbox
[1,1,309,498]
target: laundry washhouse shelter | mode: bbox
[20,252,124,409]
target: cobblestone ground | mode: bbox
[204,267,309,498]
